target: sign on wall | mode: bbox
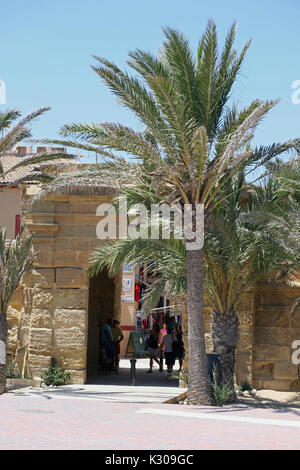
[121,294,134,303]
[123,264,133,273]
[122,278,132,292]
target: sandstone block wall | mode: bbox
[180,284,300,392]
[252,283,300,391]
[6,183,122,384]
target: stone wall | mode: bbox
[252,283,300,391]
[7,182,123,384]
[179,284,300,392]
[203,284,300,391]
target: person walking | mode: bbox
[100,318,115,373]
[173,327,185,371]
[167,317,176,331]
[111,318,124,373]
[159,322,167,370]
[146,323,163,373]
[162,326,176,375]
[159,322,167,343]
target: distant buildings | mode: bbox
[0,145,66,239]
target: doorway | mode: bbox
[86,269,115,379]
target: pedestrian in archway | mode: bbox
[162,326,176,375]
[173,326,185,372]
[111,318,124,373]
[146,323,163,373]
[100,318,115,373]
[159,322,167,370]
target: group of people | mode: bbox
[99,315,184,377]
[100,317,124,374]
[146,319,185,375]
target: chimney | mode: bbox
[51,147,66,153]
[16,145,32,155]
[36,146,52,153]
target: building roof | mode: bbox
[0,154,75,185]
[44,182,120,196]
[0,155,38,185]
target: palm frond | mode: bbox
[0,226,35,317]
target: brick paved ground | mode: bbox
[2,359,300,450]
[1,391,300,450]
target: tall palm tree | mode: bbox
[0,227,35,394]
[36,21,299,404]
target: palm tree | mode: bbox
[250,159,300,326]
[204,173,296,396]
[36,21,300,404]
[0,227,35,394]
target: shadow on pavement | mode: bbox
[87,368,179,387]
[87,357,180,388]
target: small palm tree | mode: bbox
[0,227,35,394]
[36,22,299,404]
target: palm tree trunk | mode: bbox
[186,248,211,405]
[211,308,239,402]
[180,304,188,386]
[0,313,7,394]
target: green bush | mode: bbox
[6,359,17,378]
[237,381,252,392]
[40,358,71,386]
[172,367,235,406]
[170,369,189,385]
[211,366,235,406]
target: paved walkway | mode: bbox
[8,358,184,404]
[4,358,300,449]
[1,395,300,449]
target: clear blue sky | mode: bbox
[1,0,299,163]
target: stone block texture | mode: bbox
[8,185,120,384]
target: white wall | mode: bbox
[0,187,21,239]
